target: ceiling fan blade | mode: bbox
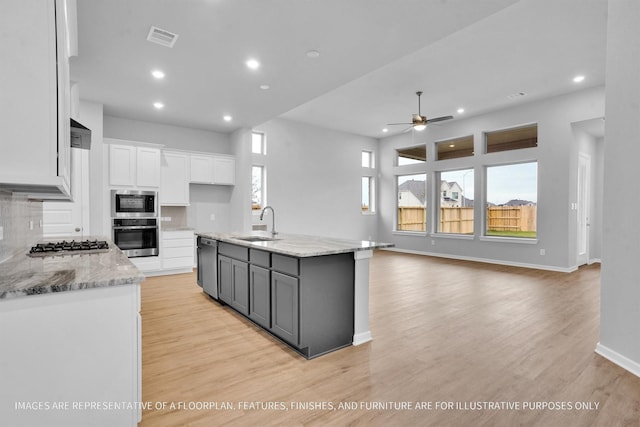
[387,122,412,126]
[426,115,454,124]
[402,126,414,133]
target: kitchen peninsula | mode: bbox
[0,239,144,427]
[196,231,393,358]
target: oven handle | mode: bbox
[112,226,158,230]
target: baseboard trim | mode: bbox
[595,343,640,378]
[353,331,372,346]
[382,248,578,273]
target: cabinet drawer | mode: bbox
[272,254,299,276]
[162,230,194,240]
[250,249,270,268]
[163,257,194,270]
[163,238,193,249]
[164,246,193,259]
[218,242,249,261]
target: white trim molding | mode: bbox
[595,343,640,378]
[382,247,578,273]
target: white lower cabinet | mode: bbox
[162,230,194,272]
[0,285,141,427]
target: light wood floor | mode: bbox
[139,251,640,426]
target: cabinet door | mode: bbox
[271,272,299,345]
[212,157,235,185]
[218,255,233,304]
[160,152,190,205]
[109,144,136,186]
[230,260,249,315]
[249,265,271,328]
[136,147,161,188]
[190,155,214,184]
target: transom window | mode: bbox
[485,124,537,154]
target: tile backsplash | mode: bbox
[0,192,43,263]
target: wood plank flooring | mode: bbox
[138,251,640,426]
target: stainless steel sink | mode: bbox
[235,236,280,242]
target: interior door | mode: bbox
[577,153,591,266]
[43,148,90,238]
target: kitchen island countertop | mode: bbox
[195,231,394,258]
[0,237,145,300]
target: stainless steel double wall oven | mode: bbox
[111,190,159,257]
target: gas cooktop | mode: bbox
[28,240,110,257]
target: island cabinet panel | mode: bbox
[271,271,300,345]
[218,255,233,304]
[249,265,271,328]
[230,259,249,315]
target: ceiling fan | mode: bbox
[387,91,453,132]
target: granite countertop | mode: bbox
[196,231,394,258]
[161,226,195,232]
[0,237,145,300]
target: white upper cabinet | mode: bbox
[189,155,215,184]
[189,154,235,185]
[108,141,161,188]
[0,0,73,199]
[212,157,235,185]
[136,147,162,187]
[161,151,190,205]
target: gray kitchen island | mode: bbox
[196,231,393,359]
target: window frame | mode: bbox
[395,173,428,234]
[482,160,538,242]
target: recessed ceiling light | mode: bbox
[573,75,585,83]
[382,128,389,133]
[457,108,465,114]
[153,102,164,109]
[151,70,165,79]
[246,59,260,70]
[306,50,320,59]
[260,84,270,90]
[223,115,232,122]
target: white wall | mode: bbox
[251,118,379,241]
[598,0,640,377]
[377,86,605,271]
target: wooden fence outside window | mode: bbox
[397,206,537,234]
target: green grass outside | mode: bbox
[486,230,537,238]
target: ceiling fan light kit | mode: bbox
[387,91,453,132]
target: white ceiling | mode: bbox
[71,0,608,139]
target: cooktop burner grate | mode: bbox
[28,240,110,257]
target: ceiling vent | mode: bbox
[146,26,179,48]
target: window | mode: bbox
[362,150,374,168]
[397,145,426,166]
[362,176,375,213]
[252,131,265,155]
[397,174,427,232]
[485,124,537,154]
[252,165,265,211]
[486,162,537,238]
[438,169,474,234]
[436,135,474,160]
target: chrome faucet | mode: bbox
[260,206,277,236]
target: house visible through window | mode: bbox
[486,162,537,238]
[438,169,474,234]
[397,174,427,232]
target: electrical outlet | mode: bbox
[540,248,546,256]
[210,214,216,221]
[431,240,436,246]
[0,226,3,241]
[29,220,34,230]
